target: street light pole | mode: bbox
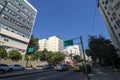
[80,36,86,63]
[80,36,88,79]
[64,36,89,79]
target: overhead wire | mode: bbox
[91,0,97,35]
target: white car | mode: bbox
[56,64,69,71]
[9,64,25,71]
[0,64,10,73]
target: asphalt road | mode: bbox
[1,69,83,80]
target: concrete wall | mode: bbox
[0,59,47,68]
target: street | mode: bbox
[1,69,83,80]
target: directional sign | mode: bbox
[64,39,73,47]
[27,47,35,55]
[27,48,34,53]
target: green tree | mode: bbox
[9,50,22,61]
[24,54,29,60]
[46,52,66,65]
[27,35,39,55]
[0,48,7,59]
[28,49,48,61]
[37,49,48,61]
[27,35,39,54]
[86,35,118,66]
[73,55,82,62]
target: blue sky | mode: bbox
[28,0,110,48]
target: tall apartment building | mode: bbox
[64,45,81,56]
[38,39,47,51]
[38,36,64,52]
[98,0,120,54]
[0,0,37,54]
[47,36,63,52]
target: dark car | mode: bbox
[42,64,54,70]
[114,58,120,69]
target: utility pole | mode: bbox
[64,36,90,80]
[80,36,89,80]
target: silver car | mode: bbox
[0,64,10,73]
[9,64,25,71]
[56,64,69,71]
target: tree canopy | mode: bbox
[27,35,39,51]
[28,49,66,65]
[8,50,22,61]
[86,35,118,66]
[73,55,82,62]
[0,48,7,59]
[46,52,66,65]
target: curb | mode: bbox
[0,69,55,78]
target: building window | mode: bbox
[114,1,120,10]
[105,0,108,5]
[110,0,114,3]
[112,12,117,20]
[102,1,104,4]
[116,20,120,28]
[108,6,113,11]
[104,6,107,10]
[118,33,120,39]
[114,25,117,30]
[0,3,3,8]
[111,18,113,22]
[107,12,110,15]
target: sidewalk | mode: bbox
[0,69,55,78]
[90,67,120,80]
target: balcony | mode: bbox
[0,28,29,43]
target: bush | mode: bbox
[30,54,38,61]
[9,50,22,61]
[24,54,29,60]
[0,48,7,59]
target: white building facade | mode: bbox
[0,0,37,54]
[98,0,120,54]
[38,39,47,51]
[64,45,81,56]
[38,36,64,52]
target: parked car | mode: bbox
[0,64,10,73]
[56,64,69,71]
[112,58,120,69]
[42,64,54,70]
[9,64,25,71]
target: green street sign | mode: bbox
[27,47,35,54]
[28,48,34,53]
[64,39,73,46]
